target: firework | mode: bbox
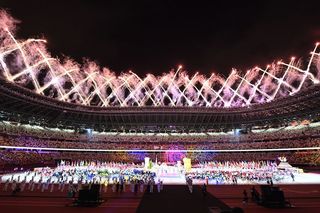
[0,10,319,108]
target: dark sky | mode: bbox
[1,0,320,77]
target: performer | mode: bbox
[4,179,9,191]
[157,179,161,193]
[50,181,55,192]
[140,180,144,193]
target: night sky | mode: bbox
[1,0,320,77]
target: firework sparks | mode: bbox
[0,10,319,108]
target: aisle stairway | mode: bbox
[136,185,231,213]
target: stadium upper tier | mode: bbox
[1,119,320,146]
[1,10,320,130]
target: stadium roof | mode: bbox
[1,77,320,131]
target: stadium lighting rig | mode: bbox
[0,145,319,153]
[1,10,320,108]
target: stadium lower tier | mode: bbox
[0,150,319,169]
[1,158,320,186]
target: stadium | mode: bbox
[1,5,320,213]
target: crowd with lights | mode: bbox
[0,161,159,194]
[0,158,301,197]
[185,161,297,184]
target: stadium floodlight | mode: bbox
[0,10,320,108]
